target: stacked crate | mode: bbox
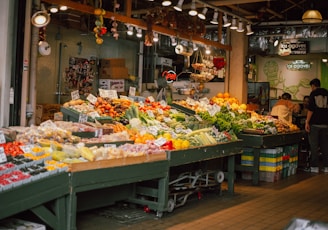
[284,144,299,176]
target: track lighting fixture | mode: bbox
[210,10,219,24]
[193,43,198,51]
[246,24,254,35]
[162,0,172,7]
[31,4,51,28]
[59,5,68,11]
[189,0,197,16]
[236,21,244,32]
[198,7,208,20]
[174,0,184,12]
[230,18,237,30]
[170,36,177,46]
[136,28,142,38]
[205,46,211,55]
[127,25,133,36]
[49,5,58,13]
[153,32,159,42]
[223,14,231,27]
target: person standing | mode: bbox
[305,78,328,173]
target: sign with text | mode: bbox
[278,41,308,56]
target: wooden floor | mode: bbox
[77,170,328,230]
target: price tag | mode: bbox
[0,147,7,163]
[78,113,88,123]
[163,117,172,123]
[89,111,100,119]
[170,109,178,114]
[160,100,167,107]
[148,126,158,136]
[229,111,236,118]
[129,87,136,97]
[175,126,183,133]
[186,97,196,106]
[108,90,118,99]
[170,131,177,139]
[147,110,155,118]
[212,126,219,137]
[184,128,193,134]
[20,144,33,153]
[87,94,98,104]
[213,104,221,113]
[99,88,108,98]
[195,114,203,121]
[199,97,210,104]
[154,137,167,147]
[120,95,129,100]
[147,96,155,102]
[157,108,163,115]
[0,131,6,144]
[104,144,116,148]
[71,90,80,100]
[208,106,216,117]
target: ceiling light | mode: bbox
[246,24,254,35]
[136,28,142,38]
[188,0,197,16]
[31,4,51,28]
[170,36,177,46]
[162,0,172,7]
[49,5,58,13]
[59,5,68,11]
[153,32,159,42]
[322,58,328,63]
[210,10,219,24]
[127,25,133,36]
[174,0,184,12]
[223,14,231,27]
[205,46,211,55]
[230,18,237,30]
[236,21,244,32]
[273,39,279,47]
[302,9,322,23]
[193,43,198,51]
[198,7,208,20]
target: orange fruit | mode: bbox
[217,92,224,98]
[223,92,230,98]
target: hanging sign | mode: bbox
[278,41,308,56]
[286,60,311,71]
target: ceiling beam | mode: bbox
[202,0,270,6]
[41,0,231,50]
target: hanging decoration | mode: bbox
[93,0,107,45]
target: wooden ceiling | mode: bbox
[41,0,328,50]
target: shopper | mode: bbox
[305,78,328,173]
[270,92,300,123]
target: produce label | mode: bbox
[87,93,98,104]
[148,126,158,136]
[129,86,136,97]
[0,131,6,144]
[71,90,80,100]
[160,100,167,107]
[99,89,118,99]
[108,90,118,99]
[146,110,155,118]
[199,97,209,104]
[154,137,167,147]
[0,147,7,163]
[89,111,100,118]
[104,144,116,148]
[40,120,57,128]
[20,145,33,153]
[147,96,155,102]
[78,113,88,123]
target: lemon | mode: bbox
[181,140,190,149]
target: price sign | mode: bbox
[99,88,108,98]
[78,113,88,123]
[40,120,56,128]
[147,96,155,102]
[160,100,167,107]
[0,131,6,144]
[0,147,7,163]
[199,97,210,104]
[148,126,158,136]
[154,137,167,147]
[71,90,80,100]
[104,144,116,148]
[163,117,172,123]
[129,87,136,97]
[87,94,98,104]
[20,144,33,153]
[157,108,163,115]
[89,111,100,119]
[147,110,155,118]
[108,90,118,99]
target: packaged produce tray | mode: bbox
[67,152,167,172]
[61,107,113,124]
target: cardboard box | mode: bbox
[35,104,61,125]
[99,67,129,79]
[100,58,125,68]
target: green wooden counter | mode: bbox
[166,140,243,195]
[236,131,303,185]
[0,173,70,230]
[67,159,169,230]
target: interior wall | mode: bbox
[256,56,318,100]
[36,24,139,105]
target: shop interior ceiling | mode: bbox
[42,0,328,56]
